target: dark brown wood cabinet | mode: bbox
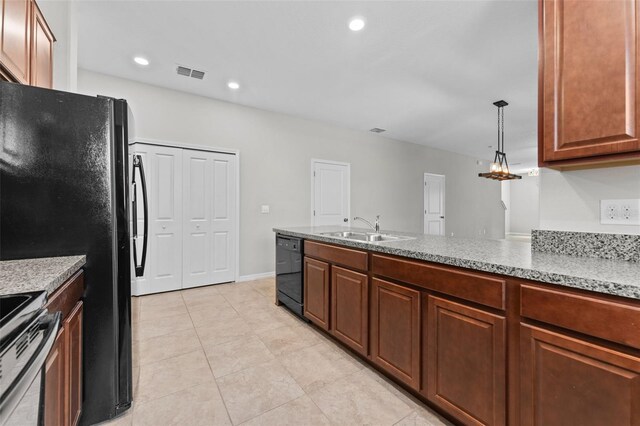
[65,301,83,426]
[303,257,330,330]
[44,271,84,426]
[371,278,421,390]
[44,328,66,426]
[520,324,640,426]
[29,0,53,88]
[0,0,53,87]
[330,265,368,355]
[426,295,506,426]
[539,0,640,167]
[0,0,31,83]
[293,238,640,425]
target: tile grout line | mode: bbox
[181,289,236,425]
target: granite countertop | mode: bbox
[274,226,640,301]
[0,255,86,296]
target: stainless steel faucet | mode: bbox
[353,215,380,233]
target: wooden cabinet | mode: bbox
[65,301,83,426]
[291,237,640,425]
[44,328,66,426]
[0,0,53,86]
[370,278,421,390]
[539,0,640,166]
[330,265,368,355]
[426,295,506,426]
[520,324,640,426]
[303,257,330,330]
[0,0,31,83]
[44,271,84,426]
[30,0,53,88]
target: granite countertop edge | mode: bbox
[0,255,87,296]
[274,228,640,301]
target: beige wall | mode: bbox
[539,165,640,235]
[78,69,504,276]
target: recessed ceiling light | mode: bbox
[349,17,366,31]
[227,81,240,90]
[134,56,149,66]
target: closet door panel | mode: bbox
[139,145,183,294]
[210,153,236,283]
[182,151,212,288]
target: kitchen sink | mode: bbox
[320,231,414,243]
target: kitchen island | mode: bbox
[274,226,640,426]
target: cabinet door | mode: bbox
[65,301,83,426]
[30,1,53,88]
[331,265,368,355]
[44,328,66,426]
[426,296,506,426]
[520,324,640,426]
[0,0,30,83]
[303,257,330,330]
[540,0,640,163]
[370,278,420,390]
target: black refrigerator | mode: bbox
[0,81,135,425]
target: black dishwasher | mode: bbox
[275,234,306,318]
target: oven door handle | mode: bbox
[0,312,60,426]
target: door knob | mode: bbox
[440,216,445,219]
[343,218,348,222]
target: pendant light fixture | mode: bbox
[479,100,522,181]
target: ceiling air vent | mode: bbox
[177,66,191,76]
[190,69,205,80]
[177,65,206,80]
[370,128,386,133]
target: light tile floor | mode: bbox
[102,278,451,426]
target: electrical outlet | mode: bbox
[600,199,640,225]
[260,205,270,214]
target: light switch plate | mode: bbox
[600,199,640,225]
[261,205,270,214]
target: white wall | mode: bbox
[77,70,504,276]
[504,174,539,235]
[539,165,640,235]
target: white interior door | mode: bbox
[182,150,212,288]
[424,173,445,235]
[133,144,183,295]
[312,160,350,227]
[210,152,237,284]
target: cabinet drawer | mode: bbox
[304,240,368,272]
[372,254,505,310]
[521,284,640,349]
[45,270,84,321]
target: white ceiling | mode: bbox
[76,1,538,170]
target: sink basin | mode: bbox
[320,231,413,243]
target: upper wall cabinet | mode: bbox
[30,0,53,88]
[0,0,54,87]
[539,0,640,167]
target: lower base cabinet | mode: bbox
[331,266,368,355]
[43,271,84,426]
[426,296,506,425]
[520,324,640,426]
[371,278,421,390]
[44,329,66,426]
[303,257,330,330]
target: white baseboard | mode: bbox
[236,271,275,282]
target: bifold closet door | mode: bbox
[182,151,237,288]
[132,144,183,295]
[182,150,212,288]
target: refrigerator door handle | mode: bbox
[132,155,149,277]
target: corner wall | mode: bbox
[539,165,640,235]
[77,69,504,275]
